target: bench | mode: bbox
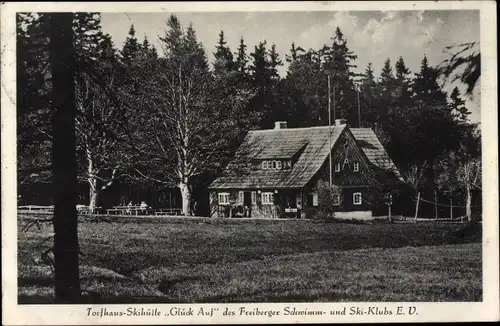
[18,205,54,212]
[154,208,182,216]
[106,206,145,215]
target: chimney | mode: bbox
[335,119,347,126]
[274,121,287,130]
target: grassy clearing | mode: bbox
[17,215,482,303]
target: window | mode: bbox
[333,194,341,206]
[276,161,282,170]
[238,191,244,204]
[251,191,257,205]
[353,162,360,172]
[334,162,341,172]
[218,192,230,205]
[353,192,362,205]
[312,192,319,206]
[261,192,274,205]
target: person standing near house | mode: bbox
[296,202,302,219]
[192,200,197,216]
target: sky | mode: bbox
[101,10,481,122]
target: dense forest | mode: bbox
[17,13,481,220]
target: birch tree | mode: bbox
[74,27,130,211]
[74,68,128,211]
[437,126,481,221]
[130,15,252,215]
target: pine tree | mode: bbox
[235,37,249,74]
[17,13,54,187]
[73,13,109,61]
[248,41,274,127]
[268,43,283,82]
[449,87,470,123]
[184,23,208,71]
[364,62,376,84]
[249,41,270,85]
[413,55,447,107]
[359,62,380,124]
[322,27,358,124]
[121,24,140,65]
[285,42,305,64]
[379,58,395,86]
[284,48,325,126]
[394,56,412,107]
[378,58,398,110]
[213,30,235,75]
[140,36,158,61]
[161,15,183,53]
[395,56,411,81]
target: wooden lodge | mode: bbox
[209,120,402,219]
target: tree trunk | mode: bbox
[466,183,472,222]
[50,13,81,303]
[434,188,439,220]
[87,155,99,213]
[433,158,438,220]
[179,180,191,216]
[88,178,99,212]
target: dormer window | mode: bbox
[262,160,287,170]
[353,162,360,172]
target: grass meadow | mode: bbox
[17,215,482,303]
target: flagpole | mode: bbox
[328,75,332,188]
[357,85,361,127]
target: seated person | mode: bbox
[140,201,149,215]
[126,201,133,215]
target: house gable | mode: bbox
[311,128,376,189]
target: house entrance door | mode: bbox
[243,192,252,217]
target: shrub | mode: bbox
[314,180,338,221]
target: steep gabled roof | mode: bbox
[350,128,401,178]
[210,125,346,189]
